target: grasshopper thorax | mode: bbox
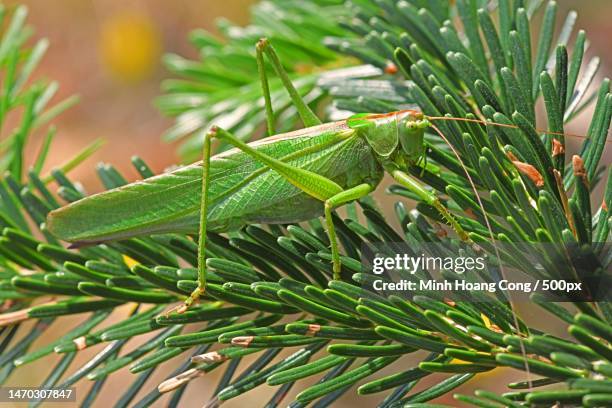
[347,110,430,163]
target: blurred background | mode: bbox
[15,0,254,192]
[4,0,610,406]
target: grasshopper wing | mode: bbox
[47,163,204,244]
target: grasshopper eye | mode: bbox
[405,118,430,130]
[405,121,419,131]
[417,118,431,129]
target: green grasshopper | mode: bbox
[45,39,563,311]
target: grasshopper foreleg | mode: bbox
[388,167,470,242]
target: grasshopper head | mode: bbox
[347,110,429,161]
[397,111,430,162]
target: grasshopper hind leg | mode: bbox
[212,126,376,283]
[174,39,351,313]
[256,39,276,135]
[256,38,321,129]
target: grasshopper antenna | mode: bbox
[429,122,533,389]
[427,115,611,143]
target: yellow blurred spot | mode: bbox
[99,12,161,83]
[122,254,139,269]
[481,313,492,329]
